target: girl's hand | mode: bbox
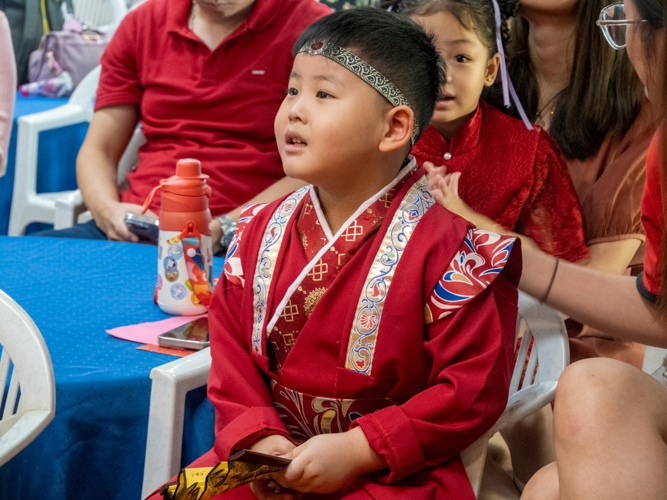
[248,435,301,500]
[273,428,385,494]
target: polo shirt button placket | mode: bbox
[443,152,452,160]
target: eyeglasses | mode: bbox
[597,2,647,50]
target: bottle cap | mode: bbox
[142,159,211,214]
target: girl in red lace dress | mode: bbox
[400,0,589,262]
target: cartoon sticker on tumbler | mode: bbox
[168,244,183,260]
[171,283,187,300]
[157,273,163,291]
[164,257,179,282]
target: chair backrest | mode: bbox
[72,0,128,32]
[117,125,146,187]
[0,289,55,466]
[497,292,569,430]
[69,64,102,113]
[461,291,568,497]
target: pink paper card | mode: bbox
[106,314,208,346]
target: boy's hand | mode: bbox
[273,427,386,494]
[248,435,301,500]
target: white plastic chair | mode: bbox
[72,0,128,32]
[643,346,667,375]
[142,348,211,498]
[140,292,568,499]
[0,289,56,466]
[8,64,145,235]
[54,124,146,229]
[461,292,568,498]
[8,65,100,236]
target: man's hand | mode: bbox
[92,201,157,243]
[210,218,223,255]
[248,435,300,500]
[273,427,386,495]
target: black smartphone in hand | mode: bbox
[125,213,159,244]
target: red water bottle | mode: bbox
[142,159,213,315]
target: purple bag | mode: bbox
[28,29,114,89]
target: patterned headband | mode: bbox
[298,40,420,145]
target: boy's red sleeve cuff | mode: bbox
[214,407,294,459]
[351,405,426,483]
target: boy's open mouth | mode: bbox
[285,131,308,147]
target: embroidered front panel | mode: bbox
[223,203,268,288]
[270,381,406,443]
[425,229,515,324]
[251,188,309,355]
[267,191,395,374]
[345,176,434,376]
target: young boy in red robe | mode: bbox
[402,0,589,263]
[160,8,522,500]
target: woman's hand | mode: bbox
[423,161,473,219]
[273,427,385,495]
[248,435,301,500]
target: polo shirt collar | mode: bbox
[166,0,279,39]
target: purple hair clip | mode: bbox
[491,0,534,130]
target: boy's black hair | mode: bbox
[293,7,445,144]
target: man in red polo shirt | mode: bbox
[50,0,330,252]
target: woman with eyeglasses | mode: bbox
[518,1,667,498]
[499,0,661,371]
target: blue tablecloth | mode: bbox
[0,236,216,499]
[0,93,88,235]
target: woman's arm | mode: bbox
[423,162,542,252]
[520,246,667,347]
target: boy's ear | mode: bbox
[485,53,501,87]
[379,105,413,152]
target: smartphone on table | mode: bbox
[125,213,159,244]
[158,317,209,350]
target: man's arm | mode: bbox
[211,176,307,254]
[76,104,149,242]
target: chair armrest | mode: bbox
[17,103,91,134]
[54,191,85,230]
[141,348,212,499]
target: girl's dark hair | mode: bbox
[293,7,445,142]
[634,0,667,317]
[397,0,518,54]
[396,0,518,104]
[502,0,644,161]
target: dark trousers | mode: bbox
[28,220,108,240]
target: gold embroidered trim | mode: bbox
[345,177,434,375]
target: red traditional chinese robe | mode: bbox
[179,162,521,499]
[412,100,589,263]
